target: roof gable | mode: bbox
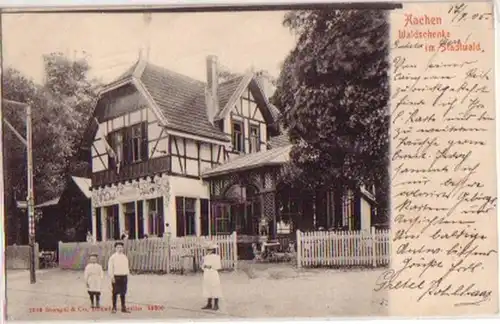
[214,74,276,126]
[94,83,149,122]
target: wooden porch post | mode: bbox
[118,203,125,237]
[143,200,149,236]
[91,207,97,241]
[102,207,108,241]
[166,194,176,238]
[208,200,212,236]
[134,201,139,239]
[195,198,201,236]
[354,190,362,231]
[334,190,343,229]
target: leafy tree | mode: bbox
[272,9,390,225]
[3,53,98,244]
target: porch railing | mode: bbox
[91,155,171,188]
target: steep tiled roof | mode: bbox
[99,60,278,143]
[202,145,292,178]
[269,104,282,121]
[218,76,245,110]
[268,133,291,149]
[139,63,230,142]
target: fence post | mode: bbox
[371,226,377,267]
[58,241,62,269]
[34,243,39,270]
[166,236,171,274]
[296,230,302,269]
[232,231,238,270]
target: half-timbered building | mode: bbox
[80,55,377,245]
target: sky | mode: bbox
[2,11,297,85]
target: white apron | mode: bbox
[84,263,104,292]
[202,253,222,298]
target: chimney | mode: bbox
[206,55,219,123]
[255,71,276,100]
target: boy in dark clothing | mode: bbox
[107,242,130,313]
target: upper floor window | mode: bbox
[231,121,244,153]
[131,124,143,163]
[107,122,148,168]
[249,125,260,153]
[110,131,124,165]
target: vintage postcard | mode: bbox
[1,1,497,320]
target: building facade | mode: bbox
[81,56,376,242]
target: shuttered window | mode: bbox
[176,197,197,237]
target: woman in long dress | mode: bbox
[201,243,222,311]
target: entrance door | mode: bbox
[96,208,102,241]
[137,201,144,238]
[124,202,136,239]
[244,198,260,235]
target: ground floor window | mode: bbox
[176,196,196,237]
[147,197,164,237]
[105,205,119,240]
[200,199,210,236]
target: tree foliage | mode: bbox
[3,52,98,244]
[272,9,390,223]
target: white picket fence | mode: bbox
[58,232,237,273]
[296,228,390,268]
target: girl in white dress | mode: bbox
[84,253,104,308]
[201,243,222,311]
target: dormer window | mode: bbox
[232,120,244,153]
[249,124,260,153]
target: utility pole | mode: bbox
[26,104,35,284]
[3,98,36,284]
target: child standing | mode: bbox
[84,253,103,309]
[201,243,222,311]
[107,242,131,313]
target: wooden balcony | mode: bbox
[91,155,171,188]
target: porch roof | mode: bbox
[71,176,91,199]
[202,145,292,179]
